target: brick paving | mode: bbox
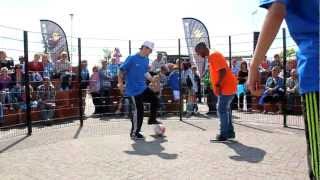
[0,112,308,180]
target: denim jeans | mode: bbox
[216,94,235,137]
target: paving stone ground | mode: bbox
[0,111,308,180]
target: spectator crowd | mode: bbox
[0,47,301,126]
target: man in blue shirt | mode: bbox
[118,41,161,140]
[99,59,112,114]
[247,1,319,179]
[108,58,120,79]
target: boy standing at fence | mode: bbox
[118,41,161,140]
[195,43,237,141]
[247,1,319,179]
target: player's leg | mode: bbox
[303,92,320,180]
[142,88,161,125]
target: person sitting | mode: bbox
[80,60,90,90]
[0,51,14,70]
[168,65,181,103]
[89,66,101,115]
[259,66,284,114]
[112,47,122,64]
[260,56,270,71]
[37,77,55,125]
[108,58,120,87]
[191,66,200,113]
[42,53,54,79]
[182,63,197,116]
[270,54,282,70]
[159,65,169,115]
[18,56,25,73]
[166,63,175,74]
[54,52,72,91]
[237,61,252,112]
[286,69,299,113]
[151,53,165,74]
[28,53,44,73]
[28,53,44,89]
[231,59,240,76]
[99,59,112,114]
[0,67,12,91]
[10,83,34,123]
[0,67,12,116]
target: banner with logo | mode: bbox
[40,20,69,62]
[182,17,210,76]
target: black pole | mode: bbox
[253,32,260,52]
[23,31,32,135]
[129,40,132,55]
[228,35,233,117]
[282,28,287,127]
[228,35,232,68]
[78,38,84,127]
[178,39,183,121]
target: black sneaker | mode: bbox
[210,134,228,142]
[148,120,162,125]
[228,132,236,139]
[131,133,145,140]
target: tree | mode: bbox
[280,48,296,59]
[102,48,112,62]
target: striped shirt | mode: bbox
[54,60,71,74]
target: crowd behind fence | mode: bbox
[0,25,304,138]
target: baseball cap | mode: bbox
[141,41,154,50]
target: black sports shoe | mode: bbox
[148,120,162,125]
[210,134,228,142]
[131,133,145,140]
[228,132,236,139]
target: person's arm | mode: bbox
[117,56,132,93]
[117,70,124,92]
[248,2,286,93]
[216,69,227,87]
[144,72,153,83]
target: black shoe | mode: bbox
[228,132,236,139]
[148,120,162,125]
[210,134,228,142]
[131,133,145,140]
[206,112,215,116]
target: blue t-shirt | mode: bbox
[260,0,319,94]
[108,64,119,78]
[168,70,180,91]
[120,54,149,96]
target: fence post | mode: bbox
[129,40,132,55]
[228,35,232,68]
[178,38,183,121]
[23,31,32,135]
[282,28,288,128]
[228,35,233,117]
[78,38,84,127]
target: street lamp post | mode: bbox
[69,13,74,63]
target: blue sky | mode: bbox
[0,0,296,64]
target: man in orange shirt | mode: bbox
[195,42,238,141]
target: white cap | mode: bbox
[142,41,154,50]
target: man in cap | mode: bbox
[118,41,161,140]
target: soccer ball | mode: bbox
[154,124,166,136]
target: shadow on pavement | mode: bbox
[124,136,178,160]
[223,141,266,163]
[0,135,29,153]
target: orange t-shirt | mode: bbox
[208,51,237,96]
